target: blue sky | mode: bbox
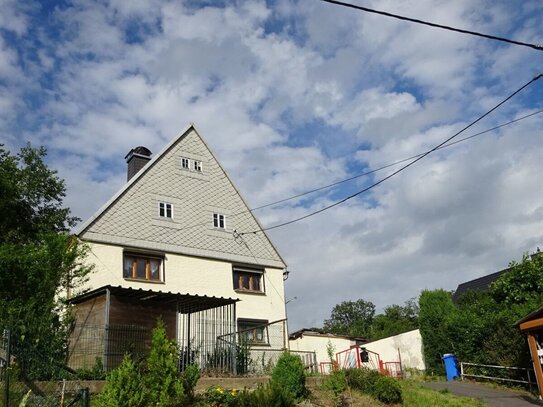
[1,0,543,330]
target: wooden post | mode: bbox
[527,333,543,399]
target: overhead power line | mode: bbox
[248,108,543,212]
[319,0,543,52]
[239,73,543,235]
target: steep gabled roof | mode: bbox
[76,124,286,269]
[452,268,510,303]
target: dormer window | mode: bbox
[213,213,225,229]
[181,158,190,169]
[159,202,173,219]
[194,160,203,172]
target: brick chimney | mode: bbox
[125,146,152,181]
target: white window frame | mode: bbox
[213,213,225,229]
[193,160,203,172]
[159,202,173,219]
[181,157,190,169]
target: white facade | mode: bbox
[365,329,425,370]
[76,124,287,328]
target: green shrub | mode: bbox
[232,384,293,407]
[322,369,347,398]
[144,320,184,406]
[372,375,402,404]
[181,364,200,399]
[270,352,307,400]
[76,357,106,380]
[345,368,402,404]
[97,355,146,407]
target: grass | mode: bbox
[400,381,486,407]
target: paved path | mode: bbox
[423,381,543,407]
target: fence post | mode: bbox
[460,362,464,381]
[3,329,11,407]
[81,387,90,407]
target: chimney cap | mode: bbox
[125,146,152,162]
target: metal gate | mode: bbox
[1,329,90,407]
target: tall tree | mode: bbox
[323,299,376,338]
[0,144,92,373]
[370,298,419,341]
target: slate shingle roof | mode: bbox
[77,124,286,269]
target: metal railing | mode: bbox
[460,362,536,392]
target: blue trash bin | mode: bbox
[442,354,459,381]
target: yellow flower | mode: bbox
[231,389,237,396]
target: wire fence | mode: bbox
[1,329,90,407]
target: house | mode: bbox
[452,268,510,303]
[67,124,288,372]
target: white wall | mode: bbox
[364,329,425,370]
[289,333,355,370]
[81,242,286,322]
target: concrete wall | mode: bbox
[82,242,286,323]
[365,329,425,370]
[289,334,355,371]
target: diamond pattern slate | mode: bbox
[80,127,285,269]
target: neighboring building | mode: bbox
[452,268,510,303]
[289,329,367,372]
[289,328,424,375]
[68,124,287,371]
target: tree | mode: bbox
[418,289,456,373]
[0,144,92,373]
[323,299,376,338]
[370,298,419,341]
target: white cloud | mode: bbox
[2,0,543,331]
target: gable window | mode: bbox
[181,157,190,169]
[193,160,202,172]
[238,319,269,344]
[159,202,173,218]
[213,213,225,229]
[123,253,162,282]
[233,266,263,292]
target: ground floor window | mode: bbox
[238,319,269,345]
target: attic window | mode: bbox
[213,213,225,229]
[159,202,173,219]
[181,158,190,169]
[194,160,203,172]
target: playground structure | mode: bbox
[319,345,403,378]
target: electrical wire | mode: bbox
[319,0,543,52]
[239,73,543,235]
[248,108,543,212]
[92,106,543,245]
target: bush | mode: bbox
[270,352,307,400]
[98,355,146,407]
[344,368,402,404]
[202,385,293,407]
[372,375,402,404]
[322,369,347,399]
[144,320,184,406]
[181,364,200,400]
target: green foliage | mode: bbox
[76,357,106,380]
[322,369,347,399]
[323,299,376,337]
[344,368,402,404]
[370,298,419,340]
[181,364,200,400]
[98,321,188,407]
[202,385,293,407]
[98,355,146,407]
[0,144,93,378]
[144,320,185,406]
[0,144,78,243]
[418,289,456,373]
[270,352,307,401]
[491,253,543,306]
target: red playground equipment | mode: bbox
[332,345,403,378]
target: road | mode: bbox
[423,381,543,407]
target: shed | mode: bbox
[516,305,543,399]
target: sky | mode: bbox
[1,0,543,331]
